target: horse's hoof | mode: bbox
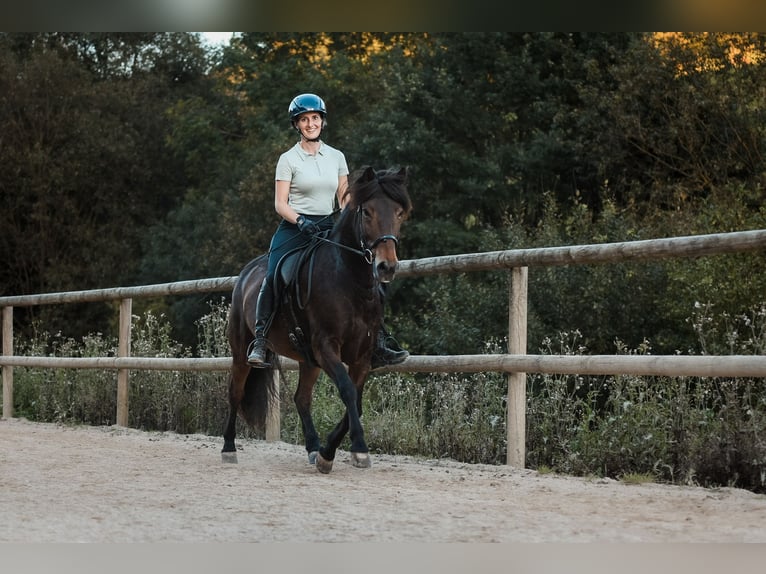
[308,451,318,465]
[316,452,334,474]
[351,452,372,469]
[221,451,238,464]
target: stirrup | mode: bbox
[371,334,409,369]
[382,331,407,353]
[246,337,271,367]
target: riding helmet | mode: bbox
[288,93,327,126]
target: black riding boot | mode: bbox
[247,279,276,367]
[371,325,409,369]
[371,283,409,369]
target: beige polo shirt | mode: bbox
[275,141,349,215]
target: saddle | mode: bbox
[266,234,327,365]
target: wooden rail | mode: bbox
[3,229,766,468]
[395,229,766,276]
[4,353,764,378]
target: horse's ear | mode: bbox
[361,166,376,182]
[396,166,408,182]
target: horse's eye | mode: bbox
[362,207,371,219]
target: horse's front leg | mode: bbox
[294,363,322,464]
[347,363,371,469]
[316,361,369,473]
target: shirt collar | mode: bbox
[296,141,324,159]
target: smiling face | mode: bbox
[294,111,324,141]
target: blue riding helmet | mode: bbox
[289,93,327,128]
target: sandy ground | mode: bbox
[1,417,766,543]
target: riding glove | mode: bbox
[296,215,321,237]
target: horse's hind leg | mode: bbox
[222,364,249,463]
[294,364,322,464]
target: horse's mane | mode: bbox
[338,166,413,224]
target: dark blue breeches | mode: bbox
[265,214,335,280]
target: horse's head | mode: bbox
[344,166,412,283]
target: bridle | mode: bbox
[355,204,399,265]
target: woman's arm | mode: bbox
[274,179,300,224]
[336,174,349,209]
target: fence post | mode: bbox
[116,298,132,427]
[265,368,281,441]
[2,306,13,419]
[507,267,528,467]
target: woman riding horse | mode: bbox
[224,164,413,471]
[247,92,407,369]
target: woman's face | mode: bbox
[295,112,323,140]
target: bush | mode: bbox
[363,369,507,464]
[13,330,117,425]
[10,303,233,437]
[524,326,766,492]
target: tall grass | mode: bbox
[10,299,233,436]
[524,319,766,491]
[5,300,766,492]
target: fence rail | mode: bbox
[0,276,237,307]
[4,353,765,378]
[3,229,766,468]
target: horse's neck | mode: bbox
[329,225,376,290]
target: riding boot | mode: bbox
[247,279,276,367]
[371,283,408,369]
[370,324,409,369]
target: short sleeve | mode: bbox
[275,152,293,181]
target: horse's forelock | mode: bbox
[379,168,412,213]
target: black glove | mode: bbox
[296,215,321,237]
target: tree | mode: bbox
[0,33,212,339]
[592,33,766,212]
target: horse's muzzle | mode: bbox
[375,259,398,283]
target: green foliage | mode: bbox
[11,304,231,436]
[364,369,508,464]
[395,273,508,356]
[0,33,212,341]
[279,372,346,447]
[527,371,766,490]
[524,327,766,491]
[620,472,655,484]
[391,222,529,356]
[12,328,117,424]
[524,198,689,354]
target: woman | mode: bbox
[247,93,408,369]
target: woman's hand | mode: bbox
[296,215,321,236]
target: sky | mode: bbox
[199,32,236,47]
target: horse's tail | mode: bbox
[239,353,279,432]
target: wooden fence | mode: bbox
[3,229,766,468]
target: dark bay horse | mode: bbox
[222,166,412,473]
